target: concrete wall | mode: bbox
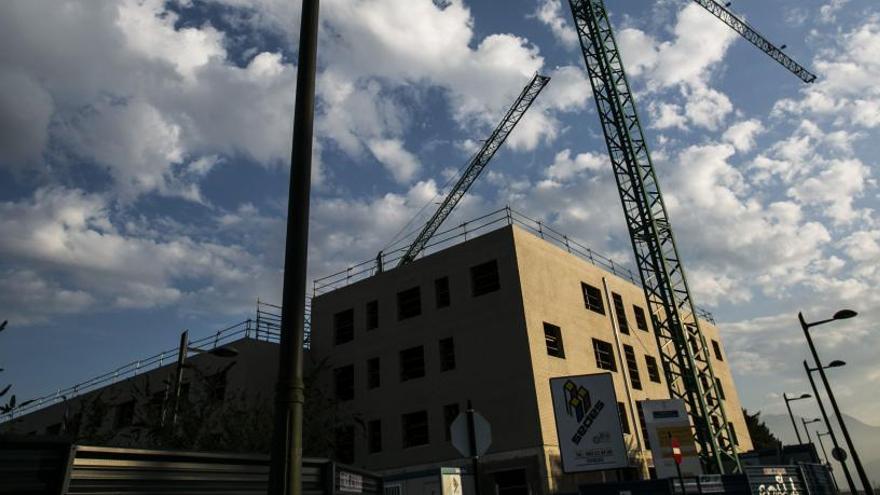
[310,226,540,472]
[0,337,279,438]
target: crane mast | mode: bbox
[397,73,550,267]
[568,0,740,473]
[691,0,817,83]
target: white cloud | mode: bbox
[545,149,606,181]
[819,0,851,23]
[787,158,870,225]
[531,0,578,49]
[0,187,273,321]
[723,119,764,153]
[683,84,733,130]
[367,138,421,183]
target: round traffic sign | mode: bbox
[832,446,848,462]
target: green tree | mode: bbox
[743,408,782,451]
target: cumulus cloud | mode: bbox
[531,0,579,49]
[723,119,764,153]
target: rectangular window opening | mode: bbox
[334,365,355,401]
[402,410,430,448]
[712,340,724,361]
[637,401,650,449]
[435,277,451,308]
[623,344,642,390]
[368,419,382,453]
[471,260,500,296]
[439,337,456,372]
[543,322,565,358]
[367,357,381,389]
[443,403,460,441]
[613,293,630,334]
[617,402,631,434]
[633,305,649,332]
[399,346,425,382]
[397,287,422,320]
[716,377,726,400]
[366,300,379,330]
[645,355,662,383]
[581,283,605,315]
[334,308,355,345]
[592,338,617,372]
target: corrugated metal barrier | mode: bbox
[1,437,382,495]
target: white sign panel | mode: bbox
[641,399,703,478]
[450,412,491,457]
[550,373,629,472]
[338,471,363,493]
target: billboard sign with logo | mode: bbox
[550,373,628,472]
[641,399,703,478]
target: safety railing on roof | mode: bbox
[312,205,640,295]
[311,206,717,322]
[1,303,282,422]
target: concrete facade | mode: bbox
[310,225,752,494]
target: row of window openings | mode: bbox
[334,260,500,345]
[333,404,461,464]
[334,339,455,400]
[581,283,725,362]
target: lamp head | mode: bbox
[827,360,846,368]
[833,309,857,320]
[800,393,812,399]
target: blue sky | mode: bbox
[1,0,879,434]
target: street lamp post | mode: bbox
[804,359,857,495]
[799,310,874,495]
[817,431,841,493]
[801,417,821,454]
[161,330,240,428]
[268,1,320,494]
[783,393,810,444]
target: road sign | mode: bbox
[671,437,683,465]
[832,446,848,462]
[451,411,491,457]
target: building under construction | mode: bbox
[309,207,753,494]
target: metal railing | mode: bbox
[312,205,716,321]
[1,304,282,422]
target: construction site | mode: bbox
[0,0,872,494]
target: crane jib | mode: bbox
[397,73,550,267]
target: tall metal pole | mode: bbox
[801,418,815,452]
[171,330,189,427]
[268,1,320,494]
[800,312,874,495]
[804,360,857,495]
[466,399,482,495]
[783,394,803,444]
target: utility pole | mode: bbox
[466,399,482,495]
[268,1,320,494]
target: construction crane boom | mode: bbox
[397,73,550,267]
[568,0,740,473]
[692,0,817,83]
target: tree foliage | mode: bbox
[743,408,782,451]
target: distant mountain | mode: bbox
[760,412,880,488]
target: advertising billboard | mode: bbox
[550,373,629,473]
[641,399,703,478]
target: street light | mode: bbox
[817,431,840,493]
[783,392,811,444]
[799,310,873,495]
[804,359,857,495]
[801,417,821,452]
[162,330,240,428]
